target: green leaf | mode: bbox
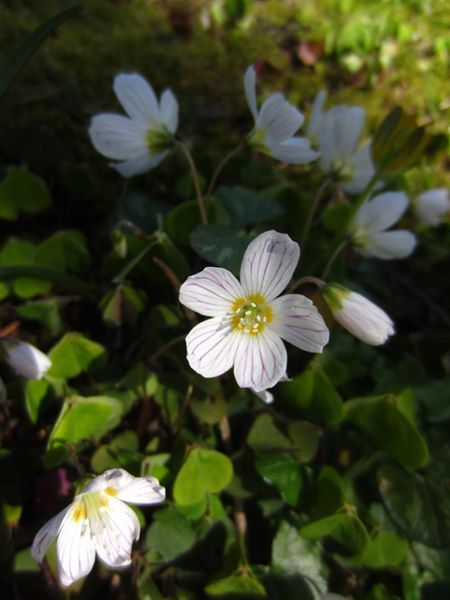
[110,191,167,234]
[254,453,303,506]
[24,379,48,423]
[216,186,283,226]
[300,512,370,554]
[0,238,51,298]
[0,3,83,98]
[314,466,346,518]
[286,421,319,463]
[414,378,450,423]
[47,332,107,379]
[0,167,51,220]
[378,461,450,549]
[100,284,146,327]
[17,299,64,336]
[321,202,352,232]
[247,414,291,452]
[165,200,228,246]
[354,531,409,568]
[90,430,139,473]
[206,574,266,598]
[190,225,254,275]
[345,395,429,468]
[35,230,89,274]
[173,449,233,507]
[145,507,197,561]
[48,395,123,447]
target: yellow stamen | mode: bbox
[104,486,117,497]
[230,294,273,336]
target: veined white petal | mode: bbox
[307,90,327,143]
[31,505,70,563]
[257,94,304,141]
[112,151,168,177]
[319,105,365,166]
[244,65,258,122]
[268,137,319,165]
[3,339,51,380]
[179,267,243,317]
[160,89,179,134]
[185,316,240,378]
[353,192,409,234]
[84,469,165,505]
[56,501,96,588]
[233,328,287,392]
[341,143,375,194]
[358,230,417,259]
[90,496,140,569]
[414,188,450,226]
[240,230,300,301]
[113,73,160,126]
[89,114,147,161]
[269,294,329,353]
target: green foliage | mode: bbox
[0,166,51,220]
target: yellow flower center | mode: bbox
[331,158,354,183]
[230,294,273,336]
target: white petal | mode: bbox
[179,267,243,317]
[83,469,165,505]
[353,192,409,234]
[340,143,375,194]
[113,73,160,126]
[253,389,274,404]
[3,339,51,380]
[89,114,147,161]
[160,89,179,134]
[414,188,450,226]
[268,137,319,165]
[233,328,287,392]
[244,65,258,122]
[240,231,300,301]
[112,151,167,177]
[92,497,140,568]
[257,94,304,141]
[269,294,329,353]
[185,316,240,378]
[358,230,417,259]
[307,90,327,143]
[319,105,365,165]
[31,505,70,563]
[56,502,96,587]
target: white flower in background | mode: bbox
[1,338,51,380]
[350,191,417,259]
[244,66,319,165]
[179,231,329,392]
[88,73,178,177]
[307,91,375,194]
[413,188,449,226]
[322,284,394,346]
[31,469,165,588]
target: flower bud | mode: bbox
[1,338,51,380]
[413,188,449,226]
[322,284,394,346]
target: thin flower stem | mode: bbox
[322,240,348,279]
[288,275,326,293]
[175,140,208,224]
[300,178,332,247]
[207,143,244,199]
[113,238,158,284]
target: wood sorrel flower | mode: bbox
[307,91,375,194]
[88,73,178,177]
[179,231,329,392]
[31,469,165,588]
[244,66,318,165]
[413,188,449,226]
[0,338,51,380]
[323,284,394,345]
[350,191,417,259]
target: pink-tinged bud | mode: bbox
[1,338,51,380]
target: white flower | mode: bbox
[350,191,417,259]
[179,231,329,392]
[307,91,375,194]
[323,284,394,346]
[88,73,178,177]
[1,338,51,380]
[413,188,449,226]
[31,469,165,588]
[244,66,319,165]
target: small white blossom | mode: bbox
[413,188,449,226]
[307,91,375,194]
[244,66,318,165]
[323,284,394,346]
[31,469,165,588]
[1,338,51,380]
[179,231,329,392]
[89,73,178,177]
[350,191,417,259]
